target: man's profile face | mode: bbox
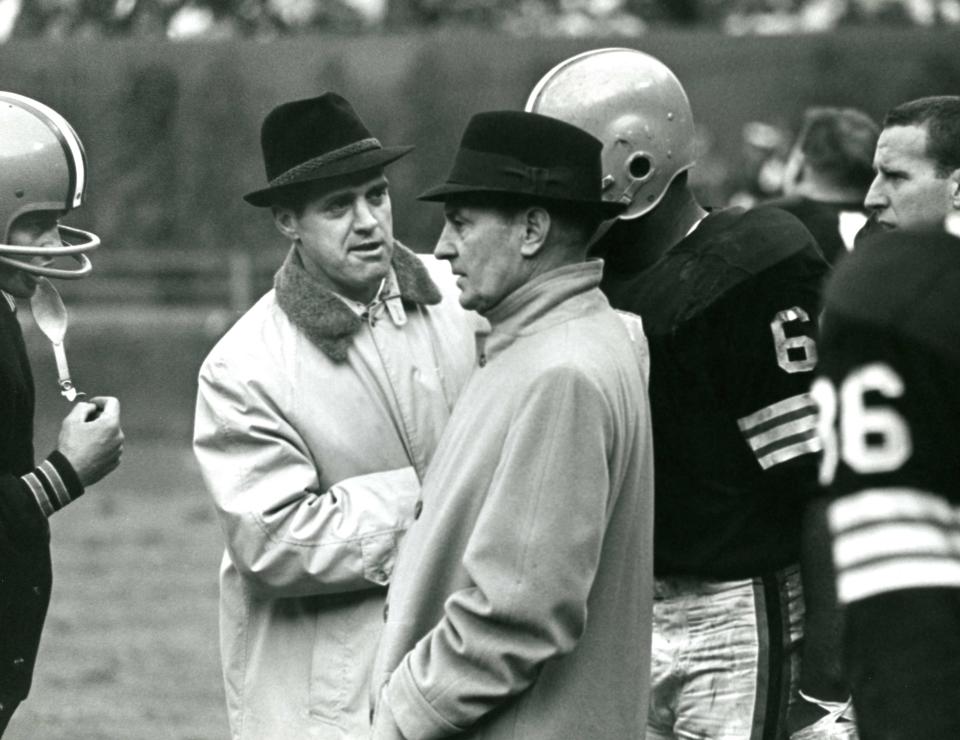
[434,202,526,315]
[275,171,395,304]
[864,124,955,231]
[0,209,63,299]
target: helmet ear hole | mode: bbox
[628,154,652,180]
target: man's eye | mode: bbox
[368,188,387,204]
[325,199,352,214]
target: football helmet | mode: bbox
[525,48,697,219]
[0,92,99,278]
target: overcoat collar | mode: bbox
[274,241,441,362]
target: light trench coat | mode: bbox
[371,261,655,740]
[193,244,479,739]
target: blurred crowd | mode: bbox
[0,0,958,41]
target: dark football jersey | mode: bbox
[815,230,960,739]
[763,195,868,267]
[599,206,828,578]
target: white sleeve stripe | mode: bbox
[745,414,818,452]
[737,393,816,432]
[38,460,71,510]
[834,521,960,569]
[829,488,957,532]
[756,434,822,469]
[837,558,960,604]
[21,472,55,517]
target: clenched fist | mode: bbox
[57,396,124,487]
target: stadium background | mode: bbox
[1,3,958,736]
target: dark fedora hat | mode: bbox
[419,110,625,217]
[244,92,414,207]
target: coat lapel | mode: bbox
[274,242,441,362]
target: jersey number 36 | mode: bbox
[811,363,913,486]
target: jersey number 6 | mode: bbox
[771,307,817,373]
[811,363,913,486]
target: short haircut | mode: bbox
[883,95,960,176]
[795,107,879,190]
[444,191,604,248]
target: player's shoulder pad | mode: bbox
[690,205,821,276]
[825,229,960,366]
[645,206,824,327]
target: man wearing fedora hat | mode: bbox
[193,92,480,740]
[370,110,655,739]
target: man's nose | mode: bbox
[32,226,62,265]
[863,176,886,211]
[353,199,378,230]
[434,225,457,260]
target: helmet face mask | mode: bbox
[526,48,697,220]
[0,92,99,280]
[0,223,99,279]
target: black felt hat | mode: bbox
[244,92,414,207]
[419,110,625,217]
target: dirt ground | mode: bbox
[5,440,230,740]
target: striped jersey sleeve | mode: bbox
[830,488,960,604]
[737,392,821,470]
[726,251,824,475]
[21,450,84,518]
[816,322,960,605]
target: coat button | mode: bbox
[478,353,487,367]
[12,657,24,668]
[414,500,423,520]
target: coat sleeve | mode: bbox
[379,367,617,739]
[193,355,420,598]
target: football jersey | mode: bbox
[815,229,960,739]
[598,206,828,578]
[763,195,868,267]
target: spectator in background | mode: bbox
[814,215,960,740]
[0,92,124,736]
[527,48,852,740]
[192,92,479,740]
[768,106,879,265]
[863,95,960,232]
[370,110,655,740]
[727,120,791,209]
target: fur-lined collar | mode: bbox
[274,241,442,362]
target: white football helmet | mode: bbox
[526,48,697,219]
[0,92,100,278]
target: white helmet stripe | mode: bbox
[0,92,86,208]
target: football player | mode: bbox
[814,219,960,739]
[0,91,123,734]
[767,107,879,266]
[527,48,849,739]
[814,95,960,740]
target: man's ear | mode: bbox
[950,168,960,208]
[519,206,550,258]
[272,206,299,242]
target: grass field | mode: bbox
[8,307,233,739]
[6,440,230,740]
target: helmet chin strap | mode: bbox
[0,224,99,279]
